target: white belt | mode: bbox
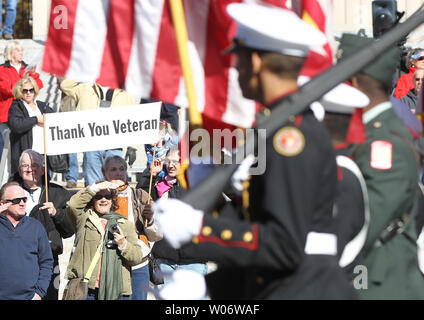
[304,232,337,256]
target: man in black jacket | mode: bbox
[10,149,74,300]
[137,147,208,287]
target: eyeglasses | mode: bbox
[22,88,35,94]
[417,57,424,61]
[165,159,180,165]
[415,78,424,82]
[20,163,41,170]
[94,194,113,200]
[4,197,27,204]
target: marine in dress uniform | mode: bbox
[338,34,424,299]
[154,4,356,300]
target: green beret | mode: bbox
[337,33,400,87]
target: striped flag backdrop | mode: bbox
[293,0,335,78]
[42,0,291,131]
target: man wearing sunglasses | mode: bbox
[0,181,53,300]
[400,68,424,113]
[10,149,74,300]
[393,49,424,99]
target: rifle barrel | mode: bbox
[182,6,424,213]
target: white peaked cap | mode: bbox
[298,76,370,116]
[226,3,327,57]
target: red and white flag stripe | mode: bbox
[42,0,267,129]
[294,0,335,78]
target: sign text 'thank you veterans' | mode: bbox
[44,102,161,155]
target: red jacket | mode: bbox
[0,61,43,123]
[393,66,416,99]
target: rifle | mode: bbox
[182,5,424,213]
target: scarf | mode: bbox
[345,108,366,144]
[156,175,177,197]
[97,212,126,300]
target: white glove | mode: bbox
[156,269,207,300]
[231,154,255,192]
[153,198,204,249]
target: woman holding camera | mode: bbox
[66,181,142,300]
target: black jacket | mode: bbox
[7,99,54,175]
[11,173,75,259]
[137,168,207,264]
[185,106,357,299]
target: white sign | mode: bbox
[44,102,161,155]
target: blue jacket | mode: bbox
[0,215,53,300]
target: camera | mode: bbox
[110,224,120,234]
[106,224,121,249]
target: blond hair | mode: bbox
[12,77,39,99]
[4,40,22,61]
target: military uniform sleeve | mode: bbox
[184,117,337,272]
[354,136,419,250]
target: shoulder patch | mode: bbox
[370,140,392,170]
[273,126,305,157]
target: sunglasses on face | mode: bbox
[4,197,27,204]
[417,57,424,61]
[415,78,424,82]
[22,88,35,94]
[94,194,113,200]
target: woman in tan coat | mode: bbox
[66,181,142,300]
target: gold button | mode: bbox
[192,236,199,244]
[402,212,409,221]
[373,121,382,128]
[336,48,344,59]
[221,229,232,240]
[202,226,212,237]
[243,232,253,243]
[212,210,219,219]
[263,108,271,117]
[289,115,296,122]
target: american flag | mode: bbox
[42,0,287,131]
